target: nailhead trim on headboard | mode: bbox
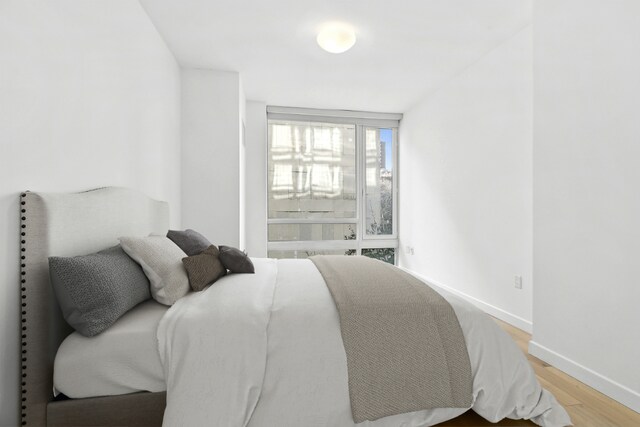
[20,192,28,426]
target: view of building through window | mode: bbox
[268,121,357,220]
[267,113,398,264]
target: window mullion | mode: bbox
[392,127,399,238]
[267,218,358,225]
[356,123,364,255]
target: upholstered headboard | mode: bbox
[20,187,169,427]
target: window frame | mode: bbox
[266,106,401,261]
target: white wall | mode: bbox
[181,69,244,248]
[245,101,268,257]
[530,0,640,412]
[0,1,181,425]
[238,81,247,251]
[398,25,533,330]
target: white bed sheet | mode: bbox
[53,299,167,398]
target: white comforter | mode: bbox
[157,258,571,427]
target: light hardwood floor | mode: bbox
[438,318,640,426]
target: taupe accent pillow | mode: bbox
[167,229,212,256]
[219,246,255,274]
[182,245,227,291]
[119,235,190,305]
[48,245,151,337]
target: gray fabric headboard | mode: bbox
[20,187,169,427]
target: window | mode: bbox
[267,107,400,264]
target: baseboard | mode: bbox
[400,268,533,333]
[529,341,640,414]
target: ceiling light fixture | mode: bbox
[317,22,356,54]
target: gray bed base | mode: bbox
[47,392,165,427]
[20,188,169,426]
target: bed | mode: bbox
[20,187,571,427]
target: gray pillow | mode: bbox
[49,245,151,337]
[219,246,255,274]
[182,245,227,291]
[167,229,212,256]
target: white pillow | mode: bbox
[119,235,190,305]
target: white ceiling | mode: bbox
[140,0,531,113]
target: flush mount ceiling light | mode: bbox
[317,22,356,54]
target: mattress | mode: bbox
[54,299,167,398]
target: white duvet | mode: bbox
[158,258,571,427]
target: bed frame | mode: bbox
[20,187,168,426]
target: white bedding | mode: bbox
[54,299,167,398]
[158,258,572,427]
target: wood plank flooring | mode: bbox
[437,318,640,426]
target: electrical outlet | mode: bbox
[514,275,522,289]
